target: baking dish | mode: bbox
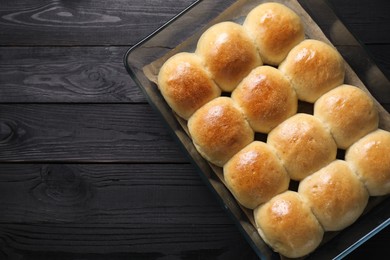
[124,0,390,258]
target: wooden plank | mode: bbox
[0,0,196,46]
[0,0,389,46]
[0,47,145,103]
[0,163,258,259]
[0,223,258,259]
[0,164,222,223]
[0,104,187,162]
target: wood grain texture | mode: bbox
[0,47,145,103]
[0,0,196,46]
[0,223,258,260]
[1,0,388,46]
[0,164,258,259]
[0,0,389,259]
[0,164,215,222]
[0,104,186,162]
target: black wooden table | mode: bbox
[0,0,389,259]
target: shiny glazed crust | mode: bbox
[298,160,369,231]
[158,52,221,120]
[267,113,337,181]
[243,2,305,65]
[187,97,254,167]
[279,39,345,103]
[314,84,379,149]
[254,191,324,258]
[231,65,298,133]
[196,21,262,92]
[223,141,290,209]
[346,129,390,196]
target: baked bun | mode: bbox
[223,141,290,209]
[314,84,379,149]
[188,97,254,167]
[267,113,337,181]
[231,66,298,133]
[279,39,345,102]
[196,21,262,92]
[157,52,221,120]
[254,191,324,258]
[298,160,369,231]
[345,129,390,196]
[243,2,304,66]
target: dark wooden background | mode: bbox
[0,0,389,259]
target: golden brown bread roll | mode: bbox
[267,113,337,181]
[157,52,221,120]
[279,39,345,103]
[188,97,254,167]
[195,21,262,92]
[298,160,369,231]
[345,129,390,196]
[243,2,304,66]
[314,84,379,149]
[223,141,290,209]
[231,66,298,133]
[254,191,324,258]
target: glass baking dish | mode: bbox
[124,0,390,259]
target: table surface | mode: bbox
[0,0,389,259]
